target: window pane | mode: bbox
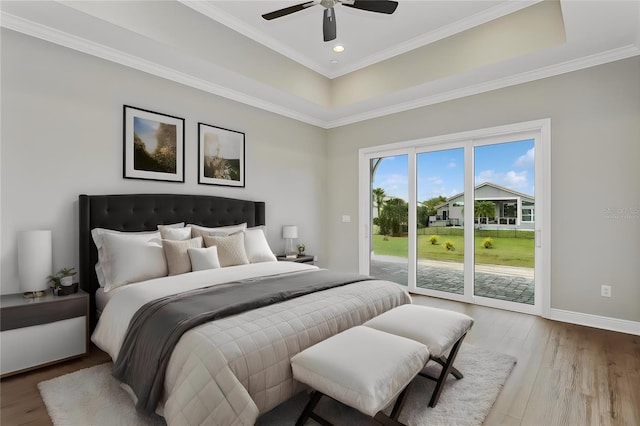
[369,155,408,286]
[474,140,535,305]
[416,148,464,295]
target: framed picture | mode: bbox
[198,123,245,187]
[123,105,185,182]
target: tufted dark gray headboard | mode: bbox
[79,193,265,328]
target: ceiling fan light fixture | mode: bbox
[261,0,399,42]
[333,45,345,53]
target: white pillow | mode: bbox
[159,226,192,241]
[101,233,167,292]
[188,246,221,271]
[189,223,247,238]
[243,227,277,263]
[157,222,185,229]
[91,228,161,287]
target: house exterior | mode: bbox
[431,182,535,229]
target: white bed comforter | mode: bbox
[92,262,411,425]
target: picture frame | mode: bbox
[197,123,245,187]
[123,105,185,182]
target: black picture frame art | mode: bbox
[197,123,245,188]
[123,105,185,183]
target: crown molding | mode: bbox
[326,0,542,78]
[324,44,640,128]
[179,0,328,77]
[182,0,541,79]
[0,11,326,128]
[2,10,638,130]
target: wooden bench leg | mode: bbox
[389,380,413,420]
[373,412,406,426]
[296,383,415,426]
[296,391,325,426]
[418,332,467,407]
[373,380,413,426]
[430,356,464,379]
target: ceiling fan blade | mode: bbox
[323,7,337,42]
[342,0,398,14]
[262,1,316,20]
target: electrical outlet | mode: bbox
[601,285,611,298]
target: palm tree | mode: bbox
[372,187,386,218]
[474,200,496,222]
[378,197,408,236]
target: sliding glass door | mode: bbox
[359,120,549,315]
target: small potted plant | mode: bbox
[58,267,76,286]
[48,267,77,296]
[47,273,62,293]
[297,243,306,256]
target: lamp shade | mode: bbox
[18,230,52,293]
[282,225,298,239]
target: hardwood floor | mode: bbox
[411,296,640,426]
[1,296,638,425]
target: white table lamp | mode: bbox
[282,225,298,258]
[18,230,52,298]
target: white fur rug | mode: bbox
[39,344,515,426]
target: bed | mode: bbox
[79,193,411,425]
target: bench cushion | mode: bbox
[291,326,429,417]
[364,304,474,357]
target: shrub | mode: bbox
[442,240,455,251]
[482,237,494,249]
[428,235,439,245]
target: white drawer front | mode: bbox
[0,316,86,375]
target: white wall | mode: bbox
[326,57,640,323]
[0,29,327,294]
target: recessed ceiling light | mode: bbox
[331,60,339,64]
[333,45,345,53]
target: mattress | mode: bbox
[95,287,112,316]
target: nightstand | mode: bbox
[0,289,89,377]
[277,255,315,264]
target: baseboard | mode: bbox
[548,308,640,336]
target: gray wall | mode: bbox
[2,28,638,324]
[0,29,327,294]
[326,57,640,322]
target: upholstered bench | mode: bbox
[364,304,474,407]
[291,326,429,426]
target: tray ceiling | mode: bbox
[1,0,639,128]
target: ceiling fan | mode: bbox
[262,0,399,42]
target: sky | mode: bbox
[372,139,535,202]
[134,117,160,152]
[203,127,243,160]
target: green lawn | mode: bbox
[373,234,534,268]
